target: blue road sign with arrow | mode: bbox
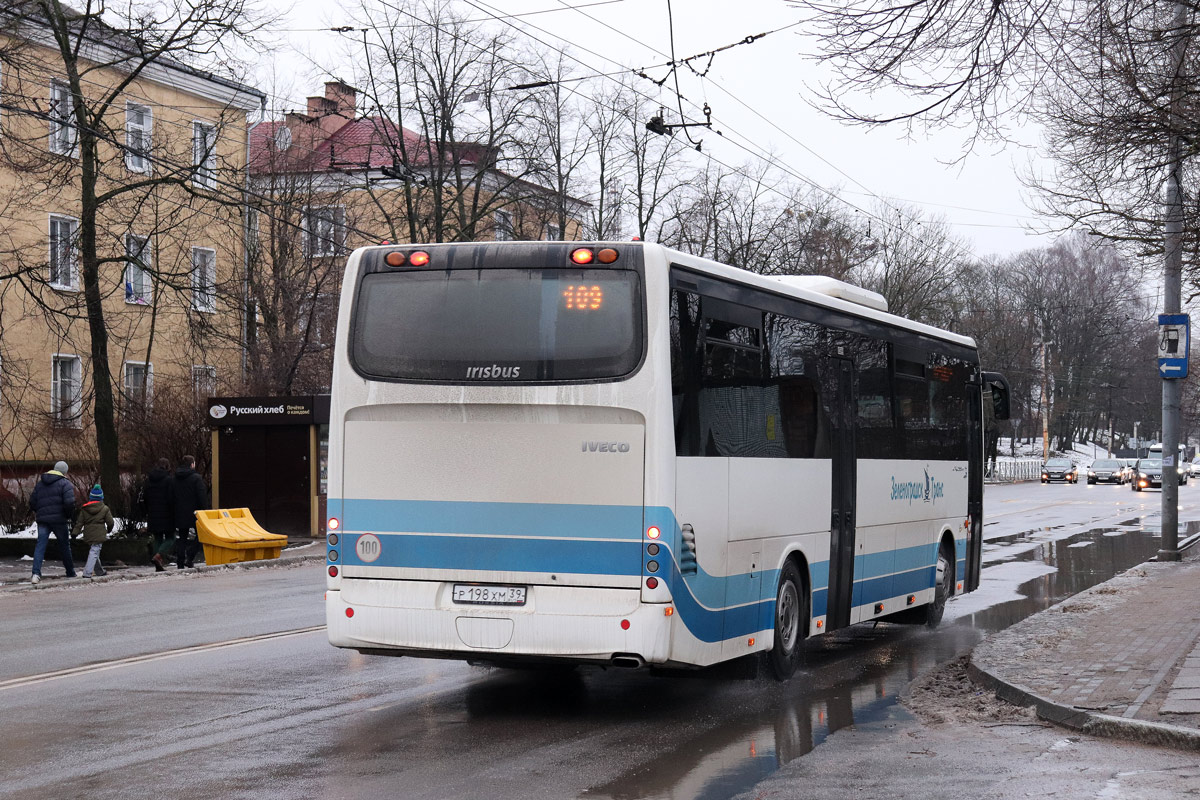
[1158,314,1189,379]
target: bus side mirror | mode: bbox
[981,372,1011,421]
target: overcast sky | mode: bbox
[274,0,1057,258]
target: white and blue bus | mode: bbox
[325,241,1009,679]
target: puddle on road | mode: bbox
[577,521,1180,800]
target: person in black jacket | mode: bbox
[28,460,77,584]
[172,455,209,569]
[139,458,175,572]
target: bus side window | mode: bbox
[766,312,831,459]
[854,337,897,459]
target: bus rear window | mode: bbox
[351,268,643,382]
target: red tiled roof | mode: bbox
[249,116,481,174]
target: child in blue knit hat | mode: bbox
[73,484,114,579]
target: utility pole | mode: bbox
[1159,0,1188,562]
[1040,339,1053,461]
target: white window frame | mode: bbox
[543,222,561,241]
[494,210,514,241]
[192,121,217,188]
[50,354,81,427]
[191,247,216,312]
[192,365,216,400]
[48,214,78,291]
[125,102,152,173]
[123,360,153,409]
[304,205,347,257]
[124,233,152,305]
[49,79,76,156]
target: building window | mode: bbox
[49,80,76,156]
[125,102,152,173]
[192,365,216,400]
[123,361,152,410]
[49,215,77,290]
[125,234,151,304]
[494,210,514,241]
[543,223,561,241]
[192,121,217,188]
[191,247,215,312]
[50,355,81,426]
[305,206,347,257]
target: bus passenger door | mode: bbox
[826,358,857,631]
[966,379,984,592]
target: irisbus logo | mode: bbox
[466,364,521,379]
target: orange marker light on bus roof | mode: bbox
[408,251,430,266]
[646,526,661,539]
[570,248,594,265]
[597,248,619,264]
[384,251,406,267]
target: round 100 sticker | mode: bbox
[355,533,382,563]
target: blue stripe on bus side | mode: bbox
[342,533,643,575]
[330,498,960,642]
[340,498,644,540]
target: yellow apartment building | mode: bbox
[0,26,265,476]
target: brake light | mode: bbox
[328,517,340,530]
[570,248,594,264]
[408,250,430,266]
[646,526,661,539]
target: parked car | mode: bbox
[1190,457,1200,477]
[1041,458,1078,484]
[1132,458,1163,491]
[1087,459,1125,484]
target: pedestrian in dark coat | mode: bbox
[139,458,175,572]
[28,460,77,584]
[172,455,209,569]
[73,484,114,579]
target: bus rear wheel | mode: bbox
[767,561,807,681]
[919,542,954,628]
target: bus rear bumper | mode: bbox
[326,580,672,665]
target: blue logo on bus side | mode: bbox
[891,468,943,505]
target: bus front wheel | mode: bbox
[767,561,807,681]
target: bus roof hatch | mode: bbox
[770,276,889,313]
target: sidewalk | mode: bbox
[0,539,325,592]
[970,537,1200,750]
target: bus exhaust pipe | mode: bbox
[611,654,645,669]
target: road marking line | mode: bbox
[0,625,326,692]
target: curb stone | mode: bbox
[2,546,325,593]
[969,643,1200,752]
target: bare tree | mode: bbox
[0,1,266,508]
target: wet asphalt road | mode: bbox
[2,481,1198,800]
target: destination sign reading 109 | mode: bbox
[563,284,603,310]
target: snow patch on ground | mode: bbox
[943,560,1058,621]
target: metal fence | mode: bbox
[984,458,1044,483]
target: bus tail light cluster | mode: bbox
[569,248,619,265]
[384,250,430,267]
